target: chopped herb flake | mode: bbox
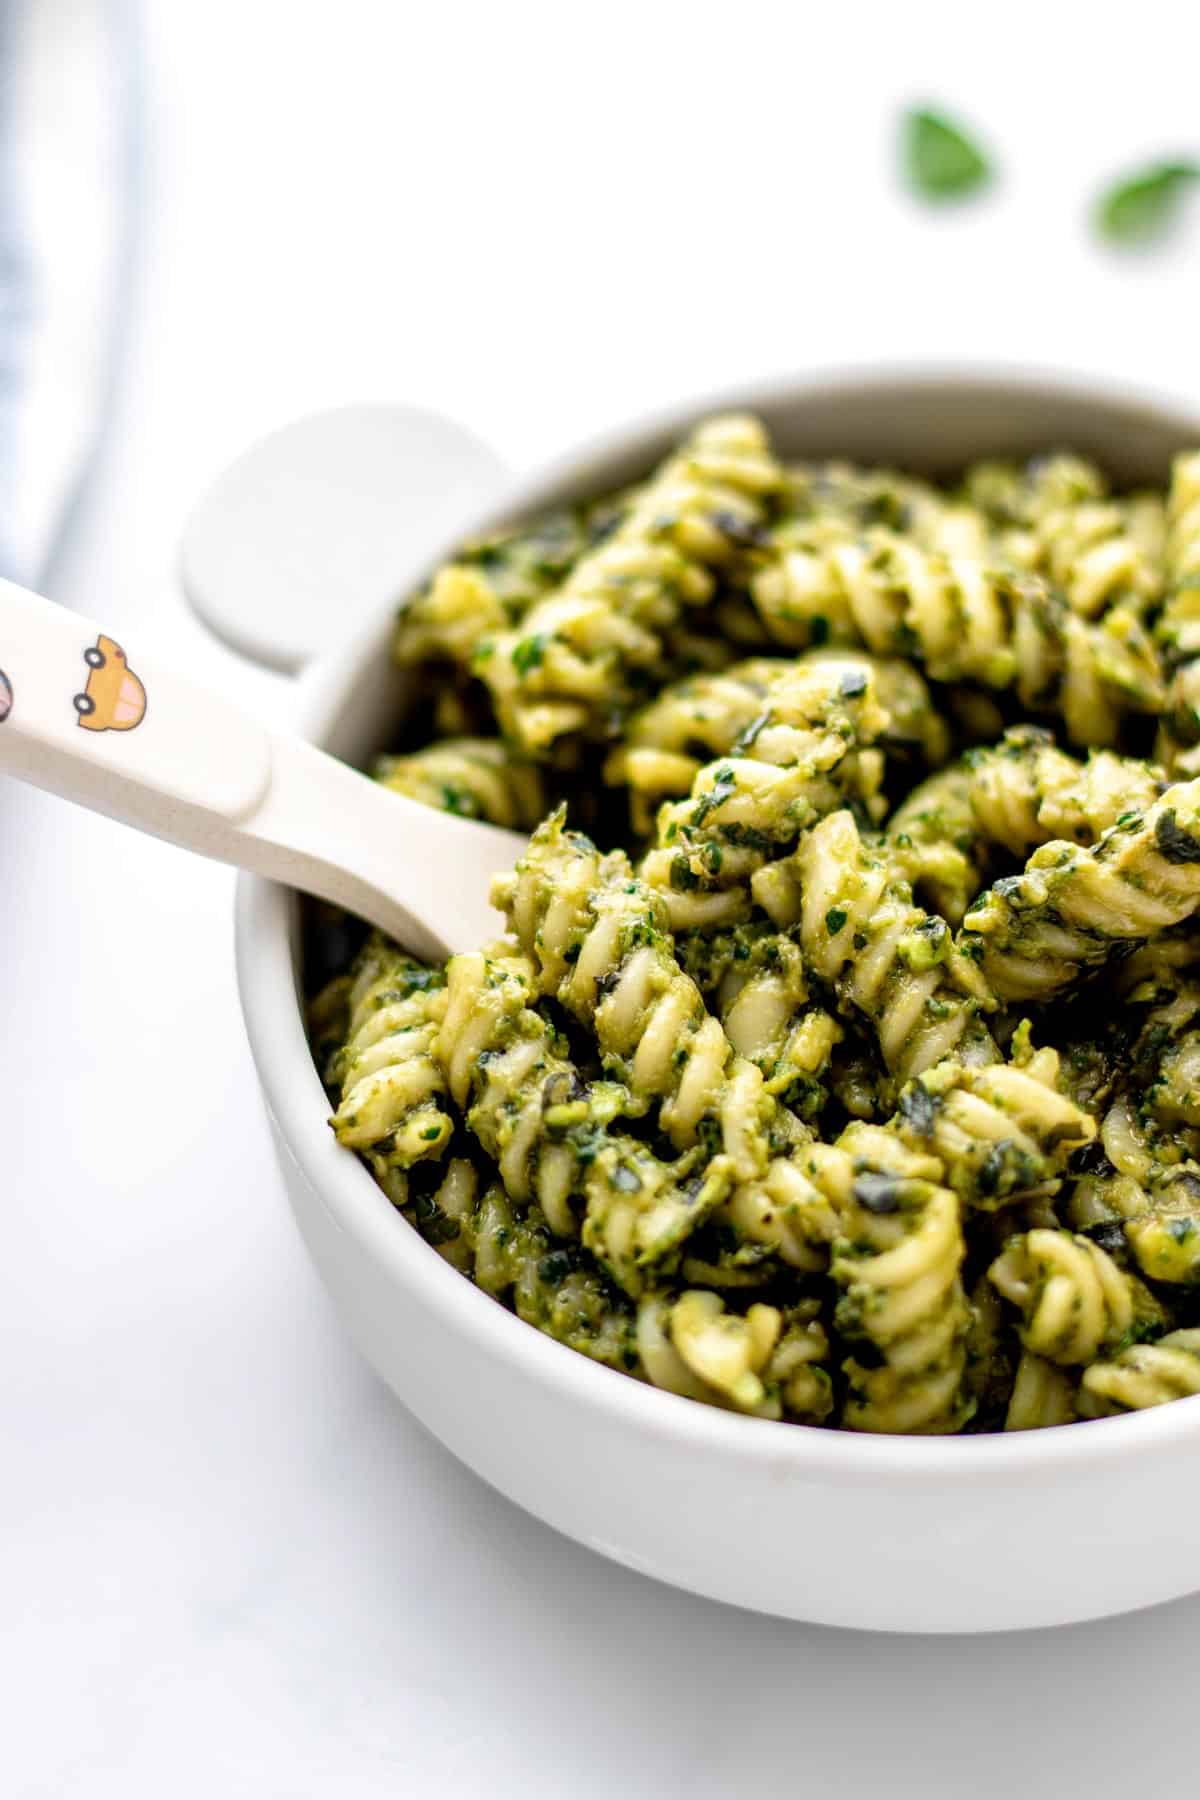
[512,632,549,675]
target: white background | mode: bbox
[6,3,1200,1794]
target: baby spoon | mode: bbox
[0,580,526,961]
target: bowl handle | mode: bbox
[178,404,512,676]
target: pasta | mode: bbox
[754,807,997,1083]
[605,650,949,833]
[1004,1352,1078,1430]
[959,777,1200,1004]
[392,502,611,672]
[435,946,737,1294]
[963,727,1165,857]
[895,1046,1095,1209]
[981,456,1163,619]
[1060,978,1200,1287]
[602,658,785,834]
[325,938,453,1190]
[827,1125,972,1433]
[471,415,783,753]
[637,1291,832,1422]
[750,514,1164,748]
[1081,1329,1200,1413]
[988,1229,1138,1366]
[887,763,984,926]
[492,811,778,1174]
[372,740,545,830]
[638,654,895,931]
[711,930,842,1123]
[1153,453,1200,774]
[310,414,1200,1435]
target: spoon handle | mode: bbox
[0,579,522,958]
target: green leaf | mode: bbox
[1095,161,1200,247]
[901,107,991,201]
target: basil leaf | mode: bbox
[902,107,991,201]
[1096,161,1200,246]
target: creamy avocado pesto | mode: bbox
[309,418,1200,1433]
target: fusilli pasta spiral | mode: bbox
[963,727,1164,858]
[637,1290,832,1422]
[1081,1329,1200,1413]
[605,649,948,833]
[638,656,893,931]
[326,937,453,1175]
[750,520,1164,747]
[477,416,783,751]
[1004,1351,1077,1430]
[401,1158,645,1371]
[1153,453,1200,773]
[373,739,546,829]
[988,1229,1136,1366]
[960,777,1200,1003]
[828,1126,971,1434]
[712,930,842,1121]
[887,764,985,926]
[756,808,996,1082]
[895,1044,1095,1209]
[392,503,607,672]
[435,946,733,1295]
[493,811,776,1174]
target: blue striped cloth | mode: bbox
[0,0,138,587]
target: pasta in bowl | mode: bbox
[310,411,1200,1438]
[236,370,1200,1628]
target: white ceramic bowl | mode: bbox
[236,366,1200,1634]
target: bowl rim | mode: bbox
[236,357,1200,1479]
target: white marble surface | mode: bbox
[7,4,1200,1794]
